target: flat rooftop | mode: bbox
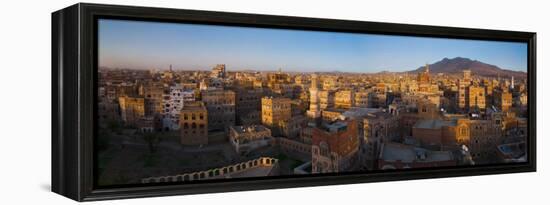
[342,107,384,118]
[320,121,349,132]
[230,125,270,134]
[380,143,453,163]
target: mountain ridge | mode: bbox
[409,57,526,78]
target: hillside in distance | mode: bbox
[410,57,527,78]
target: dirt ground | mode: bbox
[97,129,305,186]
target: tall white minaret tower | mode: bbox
[307,74,321,119]
[511,76,515,89]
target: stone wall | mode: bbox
[142,157,278,183]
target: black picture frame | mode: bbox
[52,3,536,201]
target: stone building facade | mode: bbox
[456,118,502,161]
[118,96,145,126]
[211,64,226,79]
[229,125,273,155]
[235,88,263,125]
[280,115,306,138]
[201,90,236,131]
[362,112,399,168]
[494,89,512,112]
[458,70,472,110]
[261,96,292,136]
[354,89,370,108]
[179,101,208,145]
[140,82,164,117]
[335,90,354,109]
[318,90,335,110]
[468,85,486,111]
[412,119,457,147]
[312,119,360,173]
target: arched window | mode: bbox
[460,127,468,135]
[320,141,330,157]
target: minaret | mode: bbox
[418,63,430,84]
[425,63,430,73]
[511,76,515,90]
[307,74,321,119]
[424,63,430,82]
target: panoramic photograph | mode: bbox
[96,19,528,186]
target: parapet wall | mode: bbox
[142,157,278,183]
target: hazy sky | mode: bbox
[98,19,528,72]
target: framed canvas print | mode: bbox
[52,3,536,201]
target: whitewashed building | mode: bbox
[162,85,195,130]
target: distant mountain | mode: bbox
[376,70,392,74]
[410,57,526,78]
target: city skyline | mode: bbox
[98,19,528,72]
